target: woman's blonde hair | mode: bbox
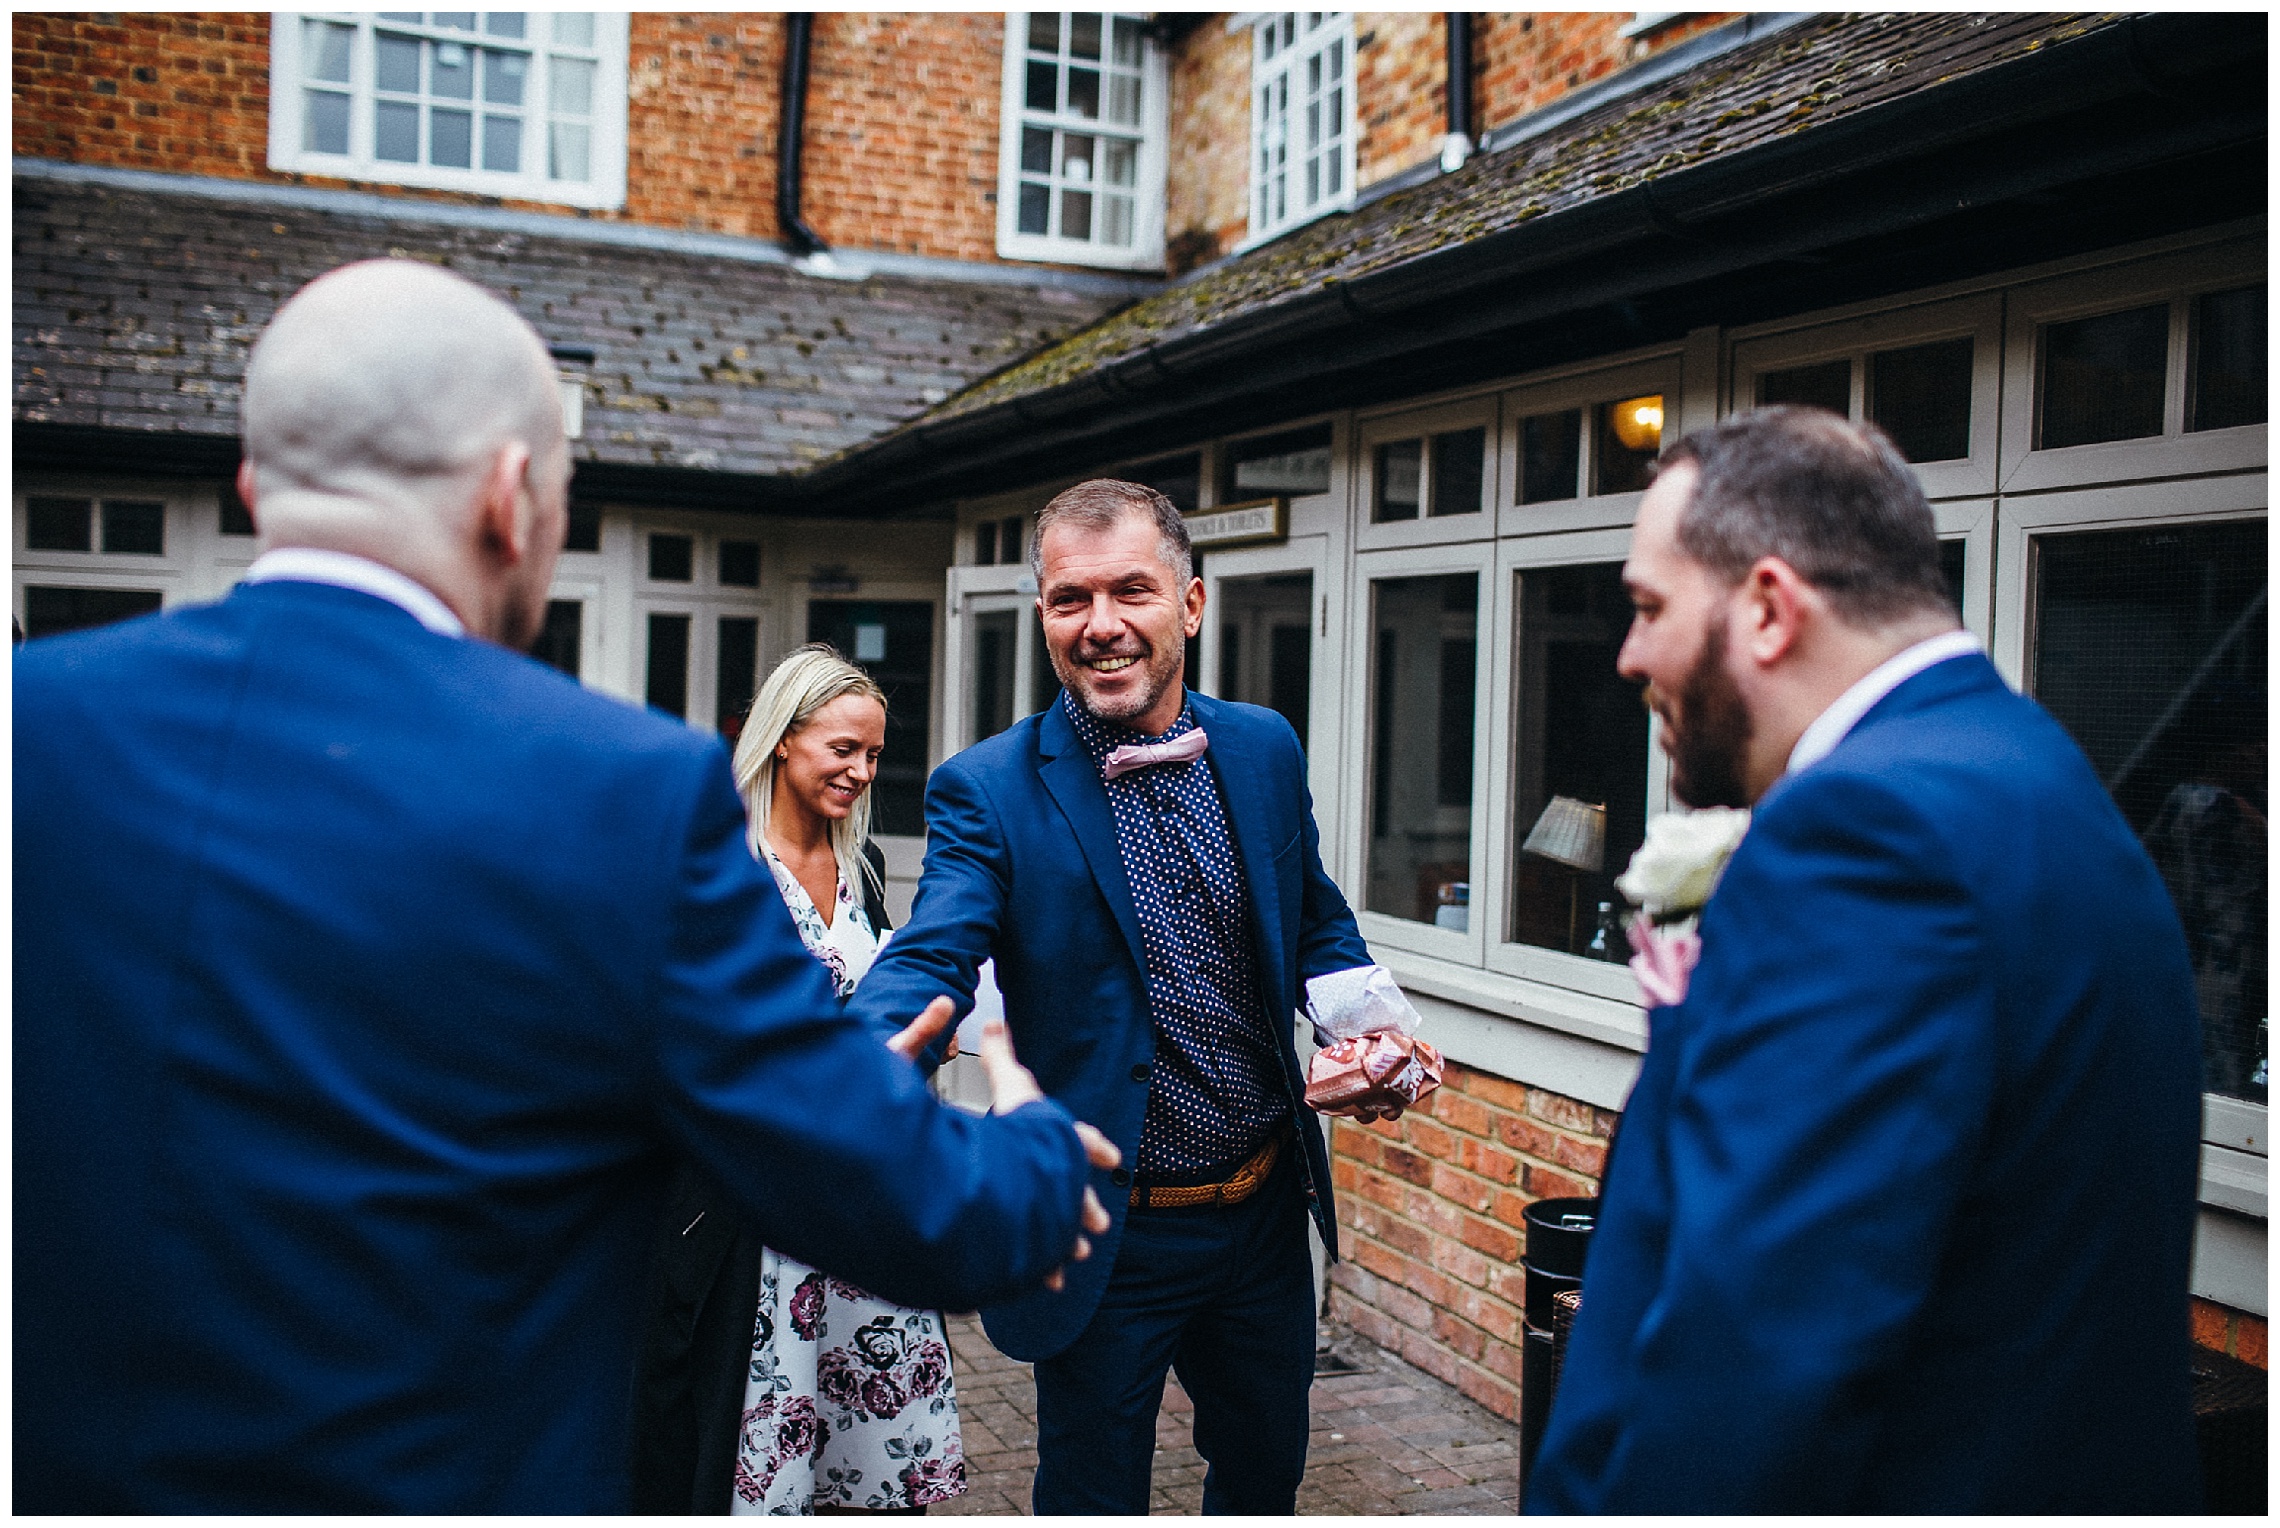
[731,642,889,903]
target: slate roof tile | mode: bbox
[13,177,1130,476]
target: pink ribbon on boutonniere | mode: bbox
[1627,919,1702,1009]
[1102,728,1209,780]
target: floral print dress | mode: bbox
[733,849,965,1514]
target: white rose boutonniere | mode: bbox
[1614,807,1749,1007]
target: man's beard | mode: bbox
[1055,637,1183,729]
[1655,617,1753,809]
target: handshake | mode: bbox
[885,996,1117,1293]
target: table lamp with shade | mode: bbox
[1521,795,1606,952]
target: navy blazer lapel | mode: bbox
[1191,693,1293,999]
[1035,701,1150,983]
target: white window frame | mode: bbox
[996,12,1169,271]
[1242,11,1356,249]
[1729,291,2005,502]
[268,12,629,211]
[1497,353,1683,540]
[1355,396,1500,552]
[14,480,256,634]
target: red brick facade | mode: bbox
[1474,12,1736,128]
[2193,1296,2270,1370]
[1164,16,1251,274]
[1329,1059,1614,1421]
[12,11,1006,260]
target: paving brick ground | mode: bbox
[935,1313,1519,1516]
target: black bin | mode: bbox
[1517,1196,1597,1501]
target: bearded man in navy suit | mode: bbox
[14,260,1113,1513]
[850,480,1379,1514]
[1527,408,2203,1512]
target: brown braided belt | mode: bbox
[1128,1131,1282,1210]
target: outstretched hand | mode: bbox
[973,1017,1118,1293]
[886,996,962,1063]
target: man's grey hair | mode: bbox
[1030,479,1195,588]
[1657,406,1953,626]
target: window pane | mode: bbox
[376,100,420,161]
[809,600,935,837]
[1068,66,1100,119]
[1069,12,1101,59]
[483,47,527,105]
[2030,519,2266,1101]
[719,538,761,587]
[1001,516,1025,565]
[530,598,581,677]
[1020,125,1053,175]
[1026,59,1058,113]
[2190,285,2266,433]
[1061,132,1094,183]
[1112,16,1141,66]
[100,500,165,555]
[1939,538,1966,614]
[304,18,354,82]
[1030,609,1059,716]
[973,520,998,566]
[648,532,694,582]
[1107,72,1141,126]
[1511,563,1649,957]
[1429,427,1485,517]
[1102,194,1134,247]
[1593,394,1663,495]
[552,12,595,48]
[551,54,594,115]
[1017,181,1050,235]
[1028,11,1061,53]
[565,502,600,552]
[1373,439,1421,522]
[716,616,759,738]
[1520,409,1582,504]
[1102,137,1136,187]
[548,121,590,181]
[376,32,421,93]
[1124,451,1201,513]
[481,113,520,172]
[430,107,473,167]
[1060,188,1093,240]
[433,12,478,32]
[24,586,161,640]
[485,12,527,38]
[970,609,1017,743]
[1867,337,1973,463]
[431,40,475,99]
[1227,424,1333,497]
[305,89,351,154]
[1217,571,1313,751]
[1367,574,1477,926]
[25,496,92,552]
[1757,357,1850,414]
[644,613,690,719]
[2038,304,2168,450]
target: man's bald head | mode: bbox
[241,260,570,644]
[244,259,564,535]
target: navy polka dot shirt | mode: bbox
[1066,691,1292,1177]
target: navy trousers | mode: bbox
[1031,1149,1317,1515]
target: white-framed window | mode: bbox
[13,481,257,641]
[996,12,1168,270]
[1356,397,1497,552]
[1246,11,1355,246]
[268,12,629,210]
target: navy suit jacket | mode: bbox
[1528,653,2204,1513]
[847,690,1372,1361]
[14,581,1091,1513]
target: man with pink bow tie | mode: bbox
[850,479,1380,1514]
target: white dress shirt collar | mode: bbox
[1786,628,1983,777]
[244,548,466,638]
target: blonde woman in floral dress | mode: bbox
[631,645,964,1515]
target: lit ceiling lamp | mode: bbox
[1608,393,1664,452]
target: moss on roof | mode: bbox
[920,11,2121,425]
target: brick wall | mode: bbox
[1328,1059,1613,1421]
[2193,1297,2270,1370]
[1475,12,1738,130]
[1164,16,1251,275]
[13,12,1006,262]
[1352,11,1446,196]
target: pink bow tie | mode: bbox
[1102,728,1209,780]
